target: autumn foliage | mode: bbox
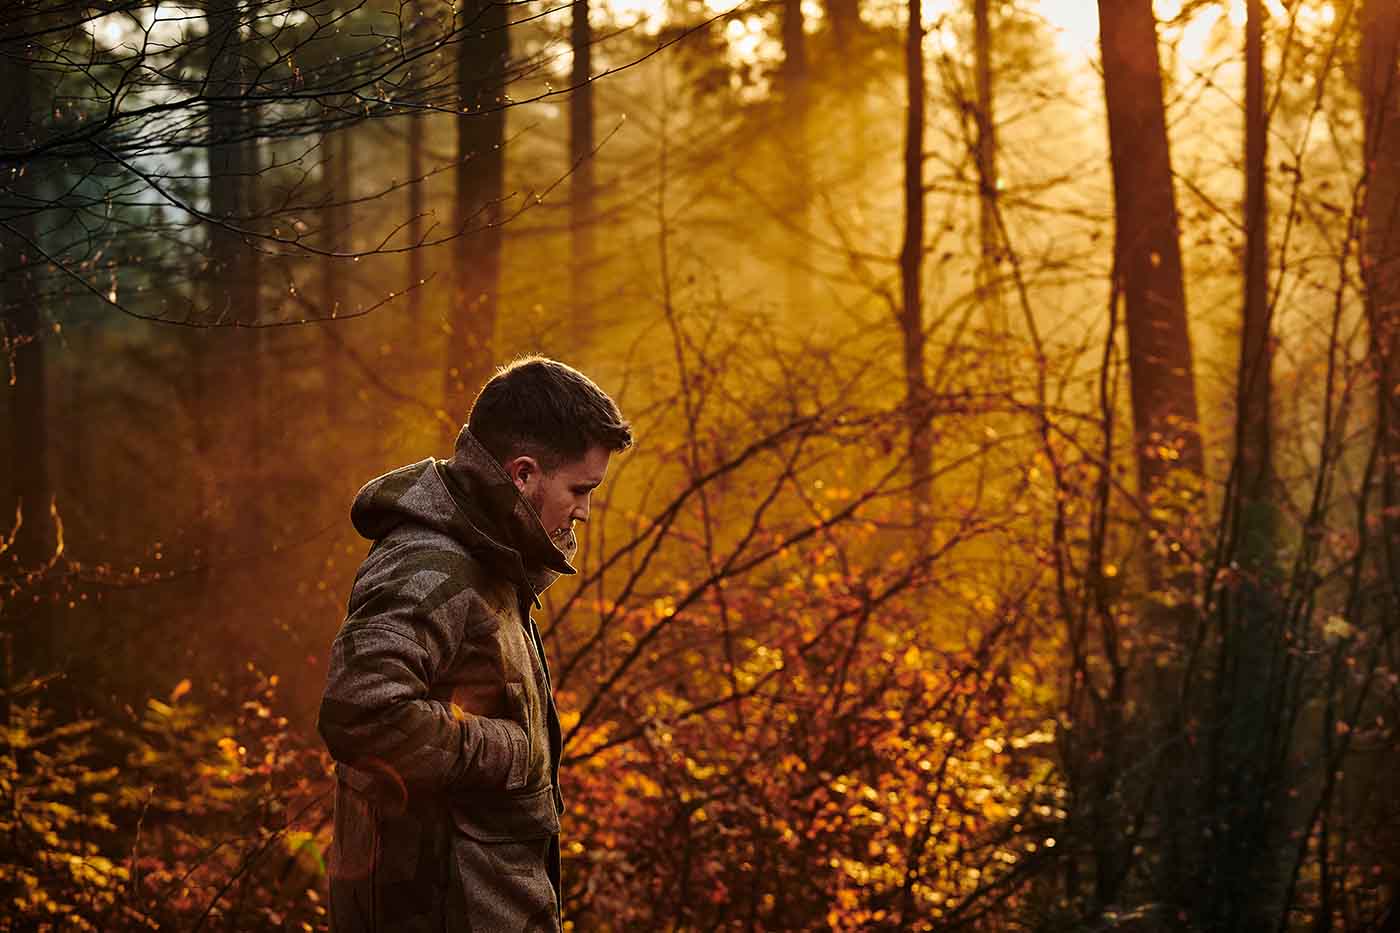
[0,667,331,930]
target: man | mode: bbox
[318,356,632,932]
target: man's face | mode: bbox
[507,445,613,559]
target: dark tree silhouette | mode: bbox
[1097,0,1203,501]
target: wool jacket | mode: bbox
[318,426,573,933]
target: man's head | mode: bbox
[468,356,632,555]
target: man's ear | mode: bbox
[504,455,539,494]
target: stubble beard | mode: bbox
[530,489,578,559]
[553,526,578,561]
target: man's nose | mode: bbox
[574,501,590,523]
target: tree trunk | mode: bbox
[202,0,239,576]
[243,113,264,537]
[973,0,1002,338]
[569,0,596,353]
[1361,0,1400,585]
[204,0,266,618]
[900,0,929,512]
[825,0,865,196]
[1204,5,1288,924]
[1096,0,1204,919]
[447,0,507,436]
[1233,0,1274,561]
[323,127,350,420]
[407,76,425,333]
[826,0,860,52]
[1351,2,1400,909]
[1201,11,1291,929]
[205,0,251,324]
[244,116,261,327]
[1097,0,1203,502]
[404,0,430,335]
[781,0,810,315]
[206,0,262,550]
[1,30,53,668]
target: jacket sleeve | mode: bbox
[317,556,528,793]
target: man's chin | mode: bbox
[550,527,578,561]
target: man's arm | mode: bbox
[317,562,528,793]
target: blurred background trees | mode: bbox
[2,0,1398,928]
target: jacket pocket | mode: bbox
[451,784,560,842]
[504,681,532,790]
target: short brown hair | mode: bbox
[468,356,632,470]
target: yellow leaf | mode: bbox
[169,679,192,703]
[1322,615,1355,642]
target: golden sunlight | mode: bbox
[1031,0,1326,64]
[601,0,1337,71]
[1034,0,1099,56]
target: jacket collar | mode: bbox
[434,426,576,604]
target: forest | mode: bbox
[2,0,1398,928]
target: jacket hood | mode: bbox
[350,426,576,597]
